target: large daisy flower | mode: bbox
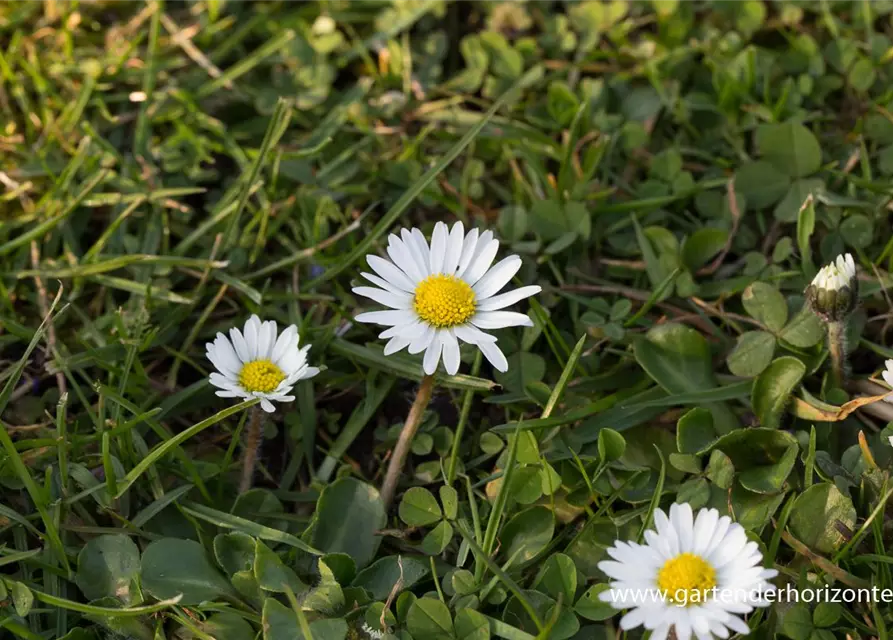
[206,315,319,413]
[352,221,541,375]
[598,503,777,640]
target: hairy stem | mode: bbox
[239,406,264,493]
[828,320,847,388]
[381,375,436,509]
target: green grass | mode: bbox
[4,1,893,639]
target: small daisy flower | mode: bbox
[206,315,319,413]
[598,503,777,640]
[806,253,858,322]
[352,221,541,375]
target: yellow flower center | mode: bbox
[657,552,717,606]
[413,274,476,328]
[238,360,285,393]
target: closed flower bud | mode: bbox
[805,253,858,322]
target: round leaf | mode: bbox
[742,283,788,332]
[406,597,454,639]
[756,121,822,178]
[399,487,442,527]
[574,584,616,621]
[454,608,491,640]
[499,506,554,563]
[752,356,806,429]
[76,534,140,603]
[141,539,235,605]
[727,331,777,377]
[310,478,386,569]
[597,428,626,462]
[735,160,791,210]
[789,483,856,554]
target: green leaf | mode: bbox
[677,408,719,454]
[735,160,791,210]
[213,532,256,577]
[303,560,344,614]
[574,584,616,621]
[76,534,140,603]
[254,540,306,594]
[840,213,873,249]
[141,539,235,605]
[352,555,429,601]
[399,487,442,526]
[738,443,798,494]
[420,520,454,555]
[597,428,626,462]
[681,228,727,271]
[789,483,857,554]
[494,352,546,394]
[533,553,577,604]
[774,178,824,222]
[454,608,491,640]
[262,597,299,640]
[11,581,34,617]
[440,486,459,520]
[706,450,735,489]
[202,613,256,640]
[634,323,737,432]
[727,331,777,377]
[406,597,454,639]
[752,356,806,429]
[742,283,788,332]
[780,309,825,348]
[499,506,555,564]
[756,120,822,178]
[310,478,386,569]
[813,602,842,628]
[781,602,814,640]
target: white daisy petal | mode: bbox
[411,228,431,272]
[367,255,416,292]
[353,286,412,309]
[455,228,480,277]
[453,324,498,345]
[423,334,444,375]
[271,326,298,364]
[409,325,436,355]
[476,285,542,311]
[462,234,499,285]
[388,234,425,283]
[401,228,430,278]
[442,221,465,275]
[442,329,461,375]
[355,309,414,326]
[472,255,522,298]
[361,271,407,296]
[471,310,533,329]
[229,327,251,362]
[478,339,508,372]
[429,221,448,274]
[245,315,261,360]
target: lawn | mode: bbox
[2,1,893,639]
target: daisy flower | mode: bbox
[352,221,541,375]
[811,253,855,293]
[206,314,319,413]
[806,253,858,323]
[598,503,777,640]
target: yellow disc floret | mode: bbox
[657,552,717,606]
[239,360,286,393]
[413,274,476,328]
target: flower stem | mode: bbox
[827,320,847,388]
[239,406,264,493]
[381,374,436,509]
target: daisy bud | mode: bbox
[805,253,857,323]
